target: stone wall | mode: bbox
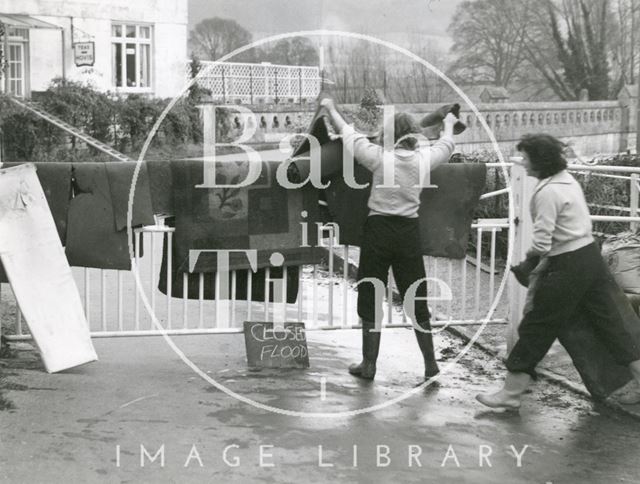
[212,95,638,157]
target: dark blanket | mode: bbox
[170,159,323,273]
[291,106,333,160]
[104,161,155,231]
[65,163,145,270]
[290,137,371,246]
[158,231,300,302]
[290,138,346,184]
[319,158,487,258]
[418,163,487,259]
[145,160,174,216]
[323,161,373,246]
[557,271,640,399]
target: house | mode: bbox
[458,84,511,104]
[479,86,509,103]
[0,0,187,99]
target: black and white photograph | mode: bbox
[1,0,640,482]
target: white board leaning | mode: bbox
[0,163,97,373]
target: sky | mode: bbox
[188,0,464,49]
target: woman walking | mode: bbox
[320,96,458,381]
[477,134,640,409]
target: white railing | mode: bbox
[570,165,640,233]
[505,159,640,232]
[1,217,509,340]
[187,61,322,104]
[6,161,637,342]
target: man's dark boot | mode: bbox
[349,323,381,380]
[414,326,439,379]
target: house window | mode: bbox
[111,23,152,91]
[5,27,29,97]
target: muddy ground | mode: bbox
[2,328,640,483]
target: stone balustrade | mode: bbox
[210,98,637,157]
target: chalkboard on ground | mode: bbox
[243,321,310,369]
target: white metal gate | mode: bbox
[1,215,510,340]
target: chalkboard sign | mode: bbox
[243,321,309,369]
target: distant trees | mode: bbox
[262,38,319,66]
[447,0,631,101]
[610,0,640,87]
[189,18,319,67]
[323,36,450,104]
[447,0,531,87]
[189,17,253,61]
[526,0,611,100]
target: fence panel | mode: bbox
[187,61,322,103]
[1,217,510,340]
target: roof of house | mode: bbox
[456,84,510,102]
[481,86,510,99]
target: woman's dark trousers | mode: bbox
[356,215,439,378]
[507,242,640,378]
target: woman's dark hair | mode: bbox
[394,112,420,150]
[516,133,568,178]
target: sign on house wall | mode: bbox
[73,41,94,67]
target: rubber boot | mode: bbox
[618,360,640,405]
[475,372,532,410]
[349,323,381,380]
[414,327,440,379]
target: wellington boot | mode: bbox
[475,372,532,410]
[349,323,381,380]
[414,326,440,379]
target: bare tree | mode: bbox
[447,0,532,87]
[189,17,253,61]
[610,0,640,87]
[263,38,319,66]
[516,0,612,100]
[324,35,448,104]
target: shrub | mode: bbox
[0,79,204,161]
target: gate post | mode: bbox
[631,173,639,233]
[507,162,536,351]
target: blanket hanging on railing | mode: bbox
[291,136,487,258]
[0,161,155,272]
[154,159,324,302]
[418,163,488,259]
[158,229,300,302]
[145,160,174,216]
[65,162,154,270]
[169,159,323,273]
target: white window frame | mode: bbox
[5,27,30,98]
[111,22,153,94]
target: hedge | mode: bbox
[0,78,204,162]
